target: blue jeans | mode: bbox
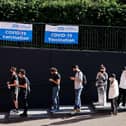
[52,86,60,110]
[74,88,83,109]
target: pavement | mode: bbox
[0,103,126,126]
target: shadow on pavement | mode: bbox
[40,112,119,126]
[0,106,126,124]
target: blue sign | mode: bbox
[44,25,79,44]
[0,22,32,42]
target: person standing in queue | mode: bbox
[108,73,119,115]
[7,66,19,113]
[70,65,86,112]
[49,67,61,112]
[18,69,29,117]
[96,64,108,106]
[117,66,126,107]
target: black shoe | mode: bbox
[20,113,28,117]
[113,112,117,116]
[122,104,125,107]
[13,109,19,113]
[50,109,59,113]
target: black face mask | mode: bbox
[100,71,104,73]
[10,71,13,74]
[74,70,77,73]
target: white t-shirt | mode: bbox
[74,71,83,89]
[108,79,119,99]
[119,70,126,89]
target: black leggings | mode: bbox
[19,91,28,114]
[111,97,118,114]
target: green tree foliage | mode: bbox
[0,0,126,26]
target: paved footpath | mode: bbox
[0,112,126,126]
[0,104,126,126]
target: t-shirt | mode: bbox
[119,70,126,89]
[108,79,119,99]
[9,74,18,92]
[50,73,61,87]
[18,77,27,92]
[74,71,83,89]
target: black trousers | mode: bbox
[111,97,118,114]
[19,90,28,114]
[118,88,126,106]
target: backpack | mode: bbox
[83,74,87,85]
[77,71,87,85]
[25,77,31,93]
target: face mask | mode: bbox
[10,71,13,74]
[100,71,104,73]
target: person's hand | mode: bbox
[7,82,10,89]
[70,77,75,80]
[6,82,9,85]
[17,84,20,87]
[16,83,19,87]
[49,78,53,82]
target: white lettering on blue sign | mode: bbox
[44,25,79,44]
[0,22,32,42]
